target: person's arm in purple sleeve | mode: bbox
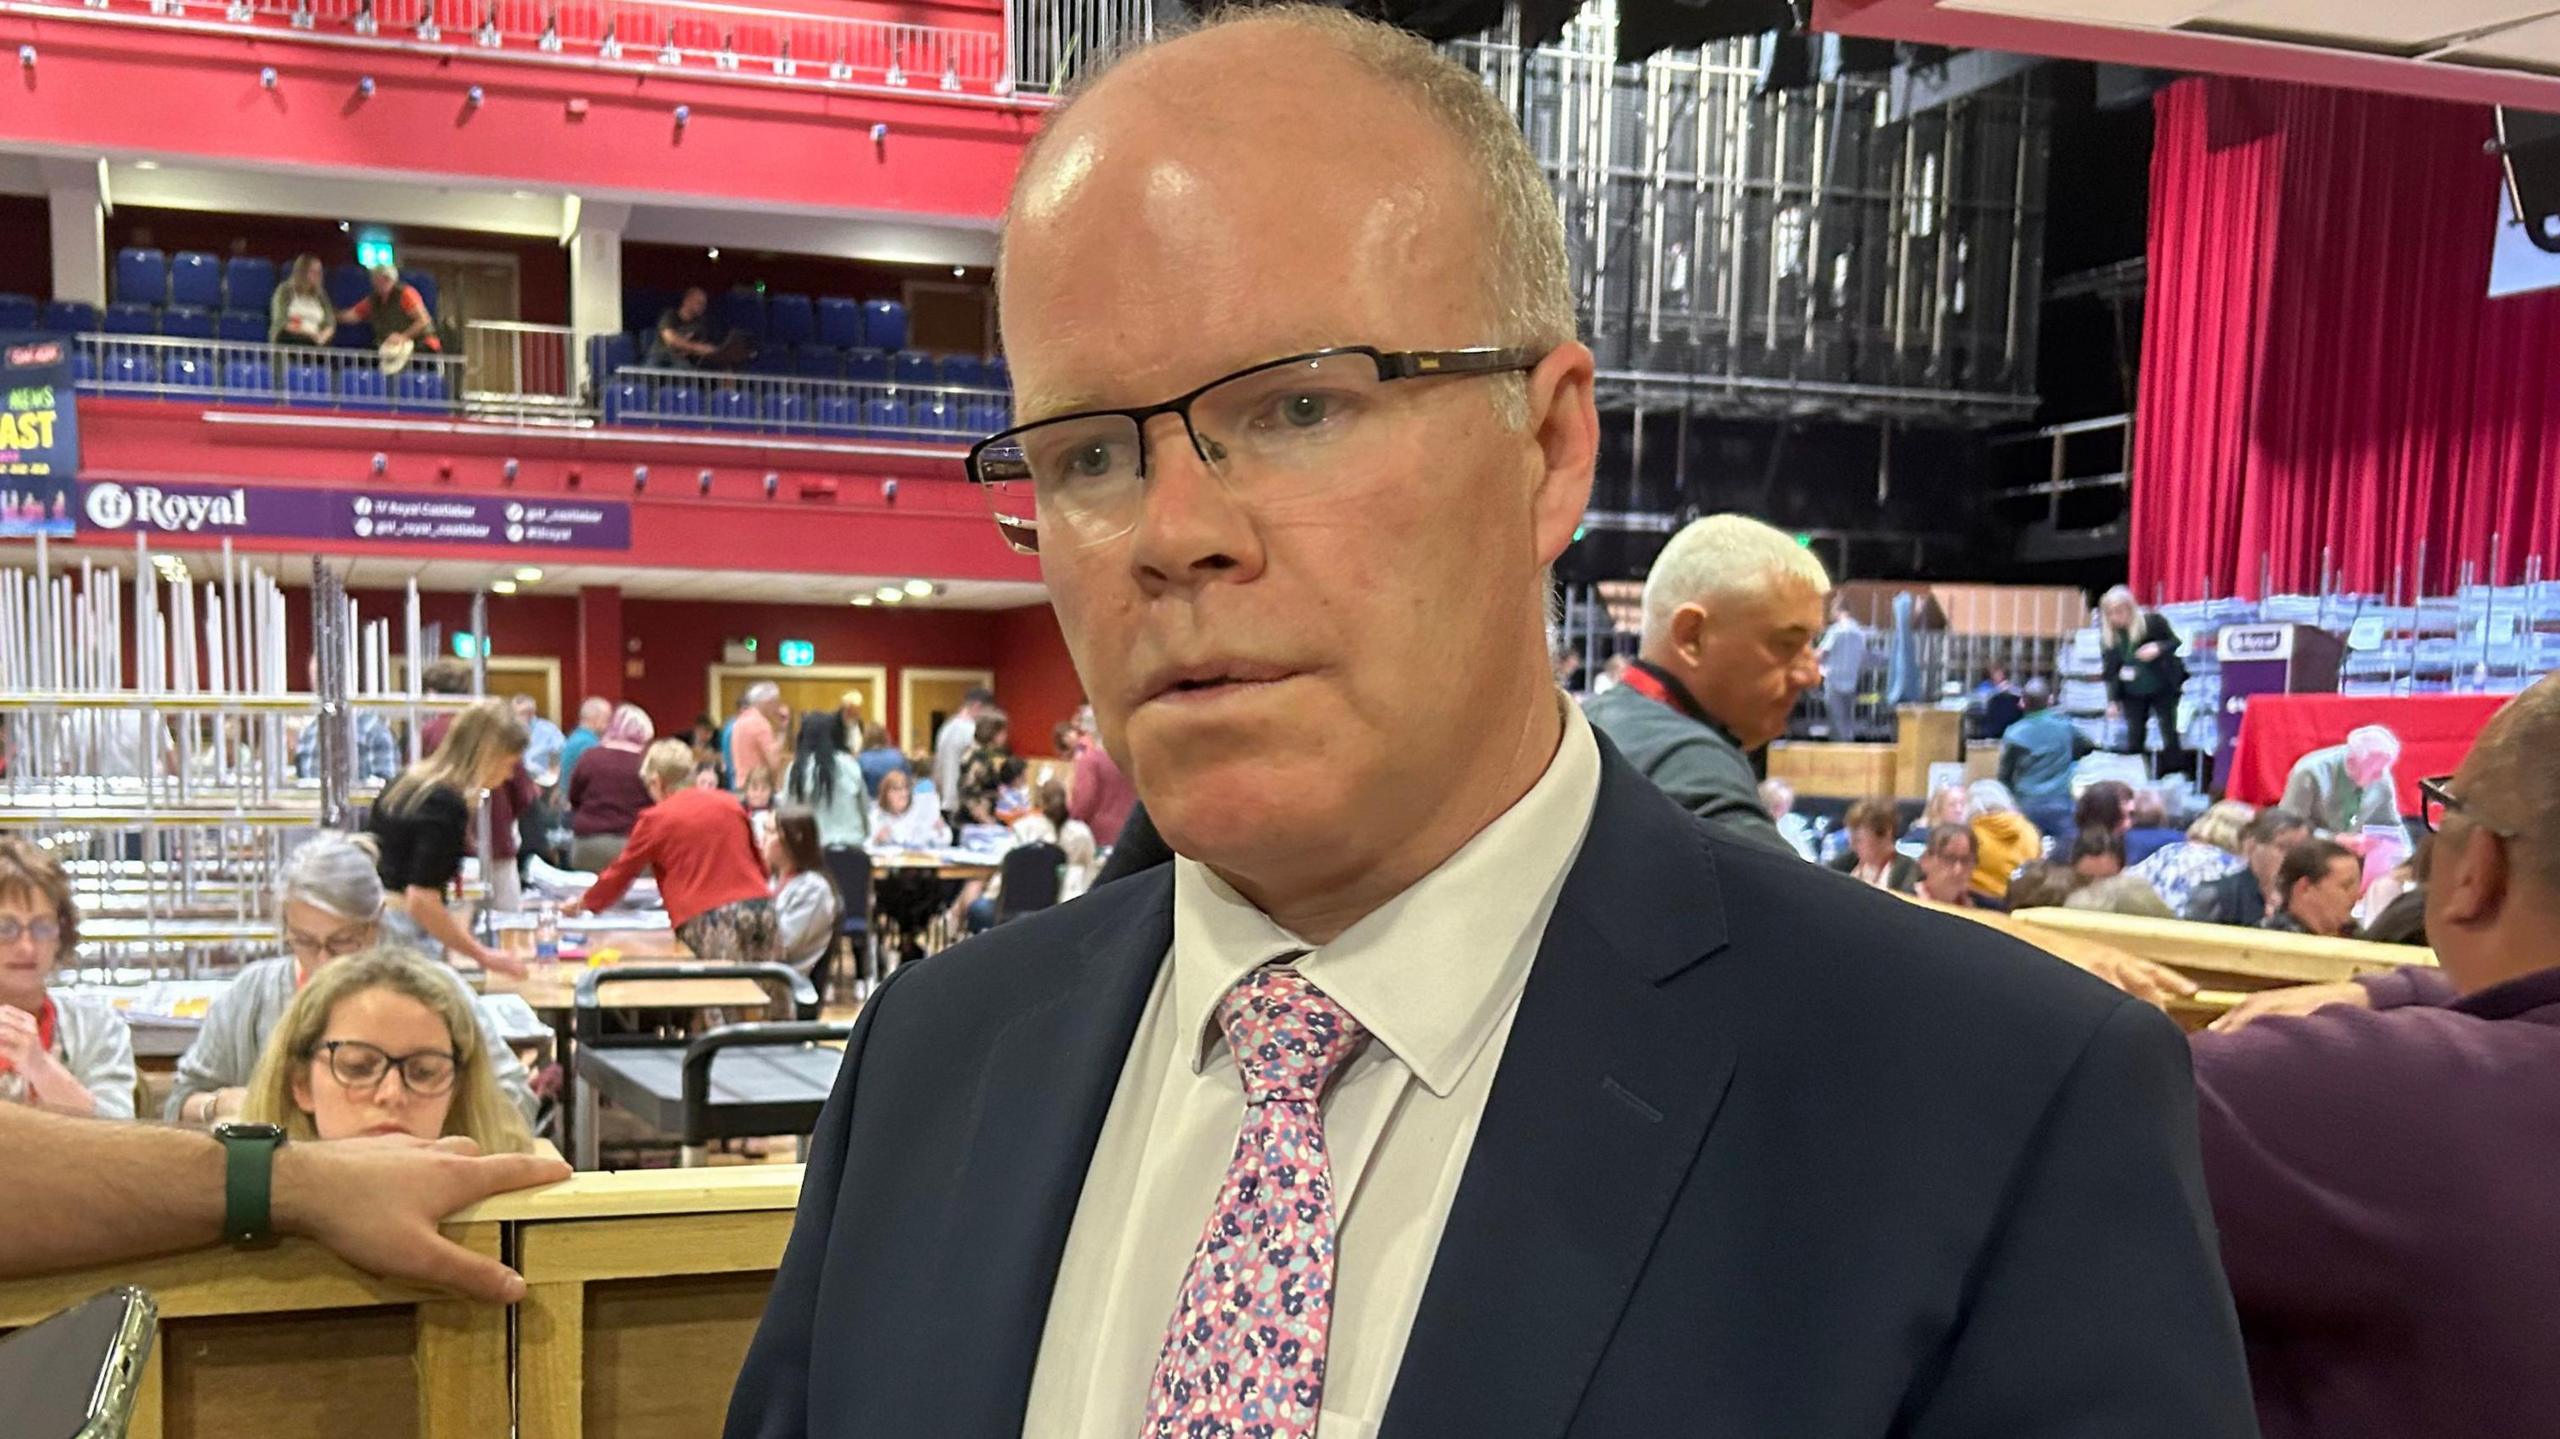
[2358,963,2459,1009]
[2190,1012,2447,1323]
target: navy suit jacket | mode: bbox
[727,738,2258,1437]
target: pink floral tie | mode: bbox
[1141,966,1369,1439]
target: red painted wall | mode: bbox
[989,601,1086,753]
[75,398,1037,582]
[0,19,1039,221]
[109,207,574,325]
[0,196,53,303]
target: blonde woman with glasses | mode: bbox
[240,947,538,1153]
[366,698,529,976]
[169,833,537,1126]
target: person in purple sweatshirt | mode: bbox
[2189,671,2560,1439]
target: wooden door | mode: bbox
[899,668,993,758]
[900,280,994,357]
[707,666,886,776]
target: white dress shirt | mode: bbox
[1022,702,1602,1439]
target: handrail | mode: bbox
[2,0,1033,103]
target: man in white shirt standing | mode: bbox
[933,685,994,820]
[727,11,2254,1438]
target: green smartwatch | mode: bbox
[212,1121,287,1248]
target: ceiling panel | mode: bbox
[2188,0,2560,51]
[1940,0,2222,25]
[2439,11,2560,62]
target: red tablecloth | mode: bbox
[2226,693,2506,816]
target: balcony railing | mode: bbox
[69,333,1015,451]
[601,363,1009,444]
[75,333,462,411]
[13,0,1023,100]
[462,319,580,425]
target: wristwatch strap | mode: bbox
[216,1126,284,1247]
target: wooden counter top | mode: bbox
[453,1165,805,1224]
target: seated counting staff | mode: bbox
[574,739,779,962]
[241,947,538,1154]
[2190,673,2560,1439]
[168,833,536,1126]
[2184,807,2312,929]
[2259,838,2363,938]
[1830,796,1920,892]
[366,698,530,976]
[0,837,135,1118]
[767,806,842,977]
[1909,822,1979,907]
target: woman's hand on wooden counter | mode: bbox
[274,1135,570,1303]
[2082,952,2201,1009]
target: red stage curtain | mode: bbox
[2131,77,2560,601]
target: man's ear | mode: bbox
[1669,601,1713,669]
[2436,828,2508,927]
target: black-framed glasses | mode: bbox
[314,1039,459,1095]
[963,345,1544,554]
[2417,775,2518,838]
[0,917,61,948]
[285,920,376,962]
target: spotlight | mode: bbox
[490,579,518,595]
[951,266,965,278]
[18,45,35,69]
[357,75,375,97]
[673,104,690,126]
[632,464,649,492]
[466,84,484,107]
[875,586,906,604]
[706,246,720,261]
[514,567,543,583]
[696,468,713,495]
[869,122,888,144]
[259,65,278,89]
[502,457,519,482]
[370,452,388,475]
[880,477,898,504]
[338,220,352,233]
[850,594,874,607]
[762,471,779,499]
[902,579,933,597]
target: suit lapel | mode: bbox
[1379,748,1739,1439]
[909,870,1172,1439]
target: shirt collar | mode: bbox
[1622,659,1750,752]
[2451,964,2560,1023]
[1172,699,1603,1098]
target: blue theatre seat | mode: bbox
[816,297,862,349]
[814,393,860,433]
[0,294,36,330]
[103,303,159,336]
[708,387,755,426]
[658,384,703,426]
[766,294,815,346]
[891,352,936,388]
[589,333,636,381]
[766,392,808,433]
[988,356,1011,390]
[859,300,907,354]
[862,394,908,439]
[843,347,891,384]
[394,368,449,411]
[114,248,167,307]
[222,357,275,404]
[941,355,987,390]
[168,252,223,309]
[794,345,841,379]
[159,305,215,339]
[42,301,99,334]
[218,311,267,343]
[713,290,765,341]
[339,368,388,409]
[108,350,158,386]
[224,257,276,311]
[332,322,376,350]
[326,264,370,310]
[165,350,215,389]
[284,362,333,406]
[70,348,98,383]
[604,380,643,426]
[399,270,439,322]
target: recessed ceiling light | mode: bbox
[850,594,874,606]
[902,579,934,597]
[875,586,906,604]
[510,189,537,199]
[951,266,965,278]
[490,579,518,595]
[514,567,543,582]
[133,160,160,171]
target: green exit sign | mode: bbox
[777,639,816,668]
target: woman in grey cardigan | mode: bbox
[269,253,337,347]
[0,837,136,1119]
[167,833,536,1126]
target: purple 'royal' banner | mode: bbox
[75,480,631,551]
